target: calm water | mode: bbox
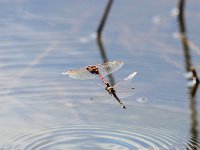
[0,0,200,149]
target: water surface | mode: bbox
[0,0,200,149]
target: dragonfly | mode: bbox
[90,72,137,109]
[62,61,124,86]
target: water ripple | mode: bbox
[3,123,187,150]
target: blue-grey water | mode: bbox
[0,0,200,149]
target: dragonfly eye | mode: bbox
[111,88,115,93]
[86,66,99,74]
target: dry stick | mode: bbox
[97,0,113,38]
[178,0,200,149]
[178,0,199,89]
[96,0,115,86]
[96,38,115,86]
[178,0,191,72]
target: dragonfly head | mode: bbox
[86,66,99,74]
[105,86,115,94]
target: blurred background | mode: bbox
[0,0,199,149]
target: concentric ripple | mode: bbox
[3,123,187,150]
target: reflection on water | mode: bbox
[177,0,200,149]
[96,0,113,38]
[96,37,116,86]
[0,0,200,149]
[96,0,115,86]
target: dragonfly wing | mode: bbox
[96,61,124,76]
[114,87,135,98]
[113,72,137,98]
[124,72,137,81]
[90,93,114,104]
[62,67,96,80]
[114,72,137,88]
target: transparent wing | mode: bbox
[90,89,129,108]
[90,93,114,104]
[114,72,137,89]
[89,83,115,104]
[113,72,137,98]
[62,61,123,80]
[62,67,96,80]
[97,61,124,76]
[114,87,135,98]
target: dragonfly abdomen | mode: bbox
[98,73,109,86]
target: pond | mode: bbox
[0,0,200,149]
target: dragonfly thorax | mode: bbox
[86,66,99,74]
[105,86,115,94]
